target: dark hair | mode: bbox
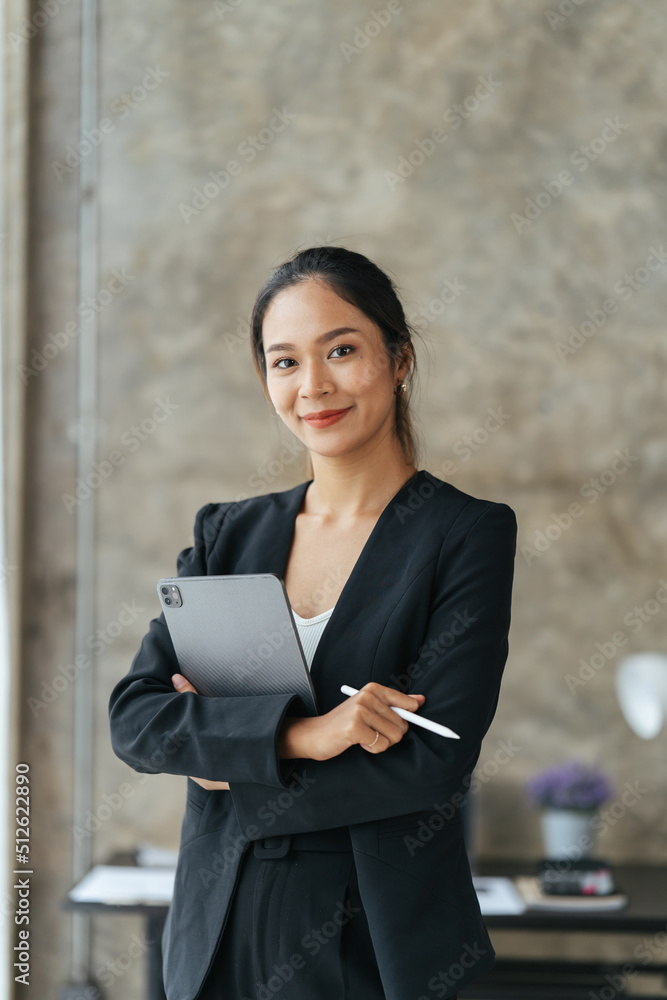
[249,245,424,478]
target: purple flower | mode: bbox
[526,760,615,811]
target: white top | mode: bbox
[291,605,334,671]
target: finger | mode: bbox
[360,707,405,749]
[172,673,199,694]
[362,682,426,711]
[360,732,385,753]
[370,695,414,734]
[393,690,426,709]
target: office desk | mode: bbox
[63,853,170,1000]
[460,859,667,998]
[65,859,667,1000]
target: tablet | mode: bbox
[157,573,319,716]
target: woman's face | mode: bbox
[261,277,408,462]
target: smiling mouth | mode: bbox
[302,407,352,425]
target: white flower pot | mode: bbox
[540,808,596,859]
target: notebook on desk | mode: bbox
[157,573,319,716]
[513,877,628,911]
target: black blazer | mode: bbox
[108,468,517,1000]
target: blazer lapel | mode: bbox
[212,470,426,713]
[306,469,424,710]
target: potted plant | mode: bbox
[526,760,615,859]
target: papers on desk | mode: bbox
[69,866,628,912]
[473,876,527,915]
[69,865,176,905]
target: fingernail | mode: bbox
[172,674,185,689]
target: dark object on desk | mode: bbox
[536,857,617,896]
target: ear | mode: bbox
[396,340,414,383]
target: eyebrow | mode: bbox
[265,327,361,355]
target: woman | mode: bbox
[108,245,518,1000]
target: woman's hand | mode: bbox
[278,682,426,762]
[171,673,230,790]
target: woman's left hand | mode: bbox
[171,673,230,791]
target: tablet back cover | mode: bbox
[157,574,318,716]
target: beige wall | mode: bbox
[14,1,667,996]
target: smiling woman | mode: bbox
[108,244,516,1000]
[249,245,425,484]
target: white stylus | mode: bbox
[340,685,460,740]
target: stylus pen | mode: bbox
[340,685,460,740]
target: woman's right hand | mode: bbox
[279,682,426,762]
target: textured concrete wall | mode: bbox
[20,1,667,997]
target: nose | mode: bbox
[298,357,334,397]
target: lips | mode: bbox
[304,408,349,419]
[302,407,352,427]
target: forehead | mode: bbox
[262,278,375,336]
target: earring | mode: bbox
[394,382,407,395]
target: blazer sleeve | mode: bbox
[107,503,306,789]
[228,500,518,836]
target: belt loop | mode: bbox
[253,834,292,859]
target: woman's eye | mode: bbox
[271,345,354,369]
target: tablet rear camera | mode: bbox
[162,584,182,608]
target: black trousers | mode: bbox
[197,832,386,999]
[196,828,459,1000]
